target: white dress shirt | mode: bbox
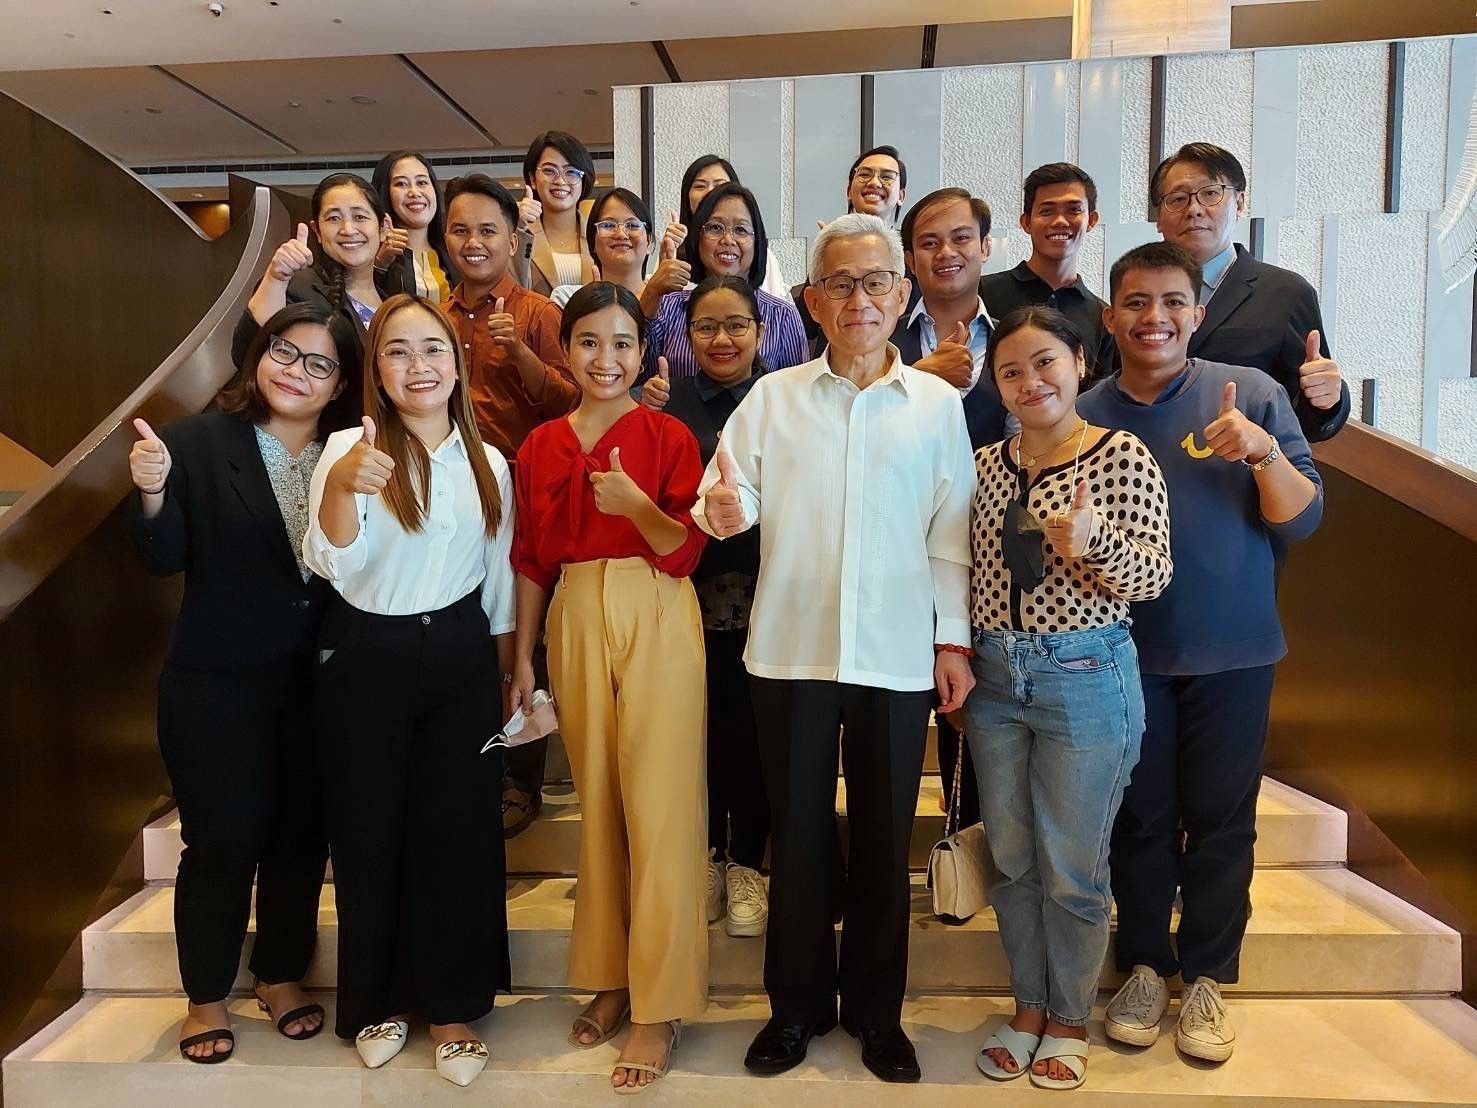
[907,294,996,395]
[304,425,516,634]
[692,346,974,692]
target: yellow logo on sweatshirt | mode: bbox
[1180,432,1214,460]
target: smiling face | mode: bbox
[1105,264,1206,377]
[1155,160,1245,265]
[255,321,343,420]
[1021,181,1098,266]
[689,287,763,386]
[804,233,911,359]
[991,325,1084,432]
[374,304,459,418]
[388,156,436,231]
[906,197,987,303]
[532,145,581,215]
[697,196,756,278]
[686,163,731,220]
[847,153,904,218]
[565,302,644,400]
[591,196,652,272]
[313,184,381,270]
[444,192,516,287]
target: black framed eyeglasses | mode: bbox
[1158,183,1236,213]
[816,270,902,300]
[268,336,338,380]
[593,219,648,235]
[689,316,756,339]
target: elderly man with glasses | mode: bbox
[1152,142,1349,441]
[694,212,976,1084]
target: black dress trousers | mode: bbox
[750,677,932,1029]
[315,592,510,1038]
[705,628,770,870]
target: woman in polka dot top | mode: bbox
[961,306,1172,1091]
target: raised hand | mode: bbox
[660,210,686,261]
[129,418,171,495]
[329,417,395,495]
[517,184,543,233]
[639,356,671,411]
[487,296,527,357]
[1044,479,1097,559]
[646,257,692,300]
[702,448,746,537]
[588,447,650,518]
[1297,329,1342,411]
[374,214,410,267]
[915,320,975,389]
[1203,381,1274,464]
[267,223,314,283]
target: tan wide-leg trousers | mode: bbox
[546,557,709,1023]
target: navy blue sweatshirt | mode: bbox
[1077,358,1322,675]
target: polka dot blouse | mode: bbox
[970,429,1174,633]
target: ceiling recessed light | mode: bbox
[331,16,342,23]
[145,106,163,114]
[191,192,204,198]
[583,88,597,96]
[64,31,75,37]
[288,99,302,108]
[349,94,376,106]
[100,7,113,13]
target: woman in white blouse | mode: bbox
[304,293,515,1088]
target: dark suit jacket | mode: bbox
[892,319,1008,450]
[1188,244,1350,442]
[231,263,394,368]
[130,411,328,671]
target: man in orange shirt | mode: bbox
[443,172,579,836]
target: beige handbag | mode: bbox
[927,723,995,921]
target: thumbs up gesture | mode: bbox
[1296,329,1342,411]
[588,447,649,518]
[129,418,171,495]
[915,320,975,389]
[487,296,527,357]
[1044,479,1098,559]
[267,223,315,282]
[374,214,411,268]
[1204,380,1275,464]
[329,417,395,495]
[640,356,672,411]
[517,184,543,232]
[703,449,747,537]
[660,210,686,262]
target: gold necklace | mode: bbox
[1014,418,1086,468]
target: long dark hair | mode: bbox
[559,281,648,349]
[684,275,769,375]
[310,172,385,313]
[684,183,769,287]
[987,305,1086,375]
[371,151,459,288]
[221,301,363,436]
[678,155,739,226]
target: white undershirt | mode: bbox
[551,250,584,289]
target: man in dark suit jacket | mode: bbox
[1153,142,1349,442]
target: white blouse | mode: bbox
[692,347,975,693]
[304,425,516,634]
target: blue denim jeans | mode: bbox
[962,622,1145,1025]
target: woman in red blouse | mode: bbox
[510,282,708,1093]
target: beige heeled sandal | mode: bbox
[612,1020,681,1095]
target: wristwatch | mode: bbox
[1245,436,1281,472]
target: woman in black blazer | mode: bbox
[130,301,362,1063]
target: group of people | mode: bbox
[127,128,1343,1092]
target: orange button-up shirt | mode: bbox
[443,272,579,461]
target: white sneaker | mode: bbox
[705,850,726,924]
[1104,966,1169,1047]
[355,1020,409,1068]
[1176,977,1235,1062]
[724,864,769,937]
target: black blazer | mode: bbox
[1188,244,1351,442]
[892,318,1009,451]
[130,411,329,671]
[231,263,396,368]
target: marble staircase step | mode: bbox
[83,866,1458,996]
[8,992,1477,1107]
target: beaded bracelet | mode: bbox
[935,643,975,658]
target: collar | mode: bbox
[448,271,518,312]
[1013,258,1087,298]
[428,423,469,460]
[695,365,765,403]
[809,344,910,395]
[1114,360,1196,407]
[1200,244,1237,292]
[907,294,995,331]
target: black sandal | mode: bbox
[254,980,325,1041]
[178,1028,234,1064]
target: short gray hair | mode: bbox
[808,212,906,284]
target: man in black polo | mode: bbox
[979,161,1116,380]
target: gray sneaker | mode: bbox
[724,864,769,937]
[1104,965,1169,1047]
[1176,977,1235,1062]
[705,849,726,924]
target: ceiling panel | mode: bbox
[167,55,492,155]
[663,27,927,82]
[0,66,291,162]
[411,43,670,148]
[932,17,1075,67]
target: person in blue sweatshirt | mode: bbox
[1076,241,1322,1066]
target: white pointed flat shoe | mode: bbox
[354,1020,409,1068]
[436,1038,489,1086]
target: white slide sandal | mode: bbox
[1029,1033,1088,1090]
[976,1024,1042,1080]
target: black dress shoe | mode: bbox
[841,1019,921,1083]
[744,1015,838,1075]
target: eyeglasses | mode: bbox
[700,220,755,242]
[537,164,586,185]
[380,343,454,369]
[268,336,338,380]
[816,270,902,299]
[1158,183,1236,213]
[851,168,900,186]
[689,316,756,339]
[594,219,648,235]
